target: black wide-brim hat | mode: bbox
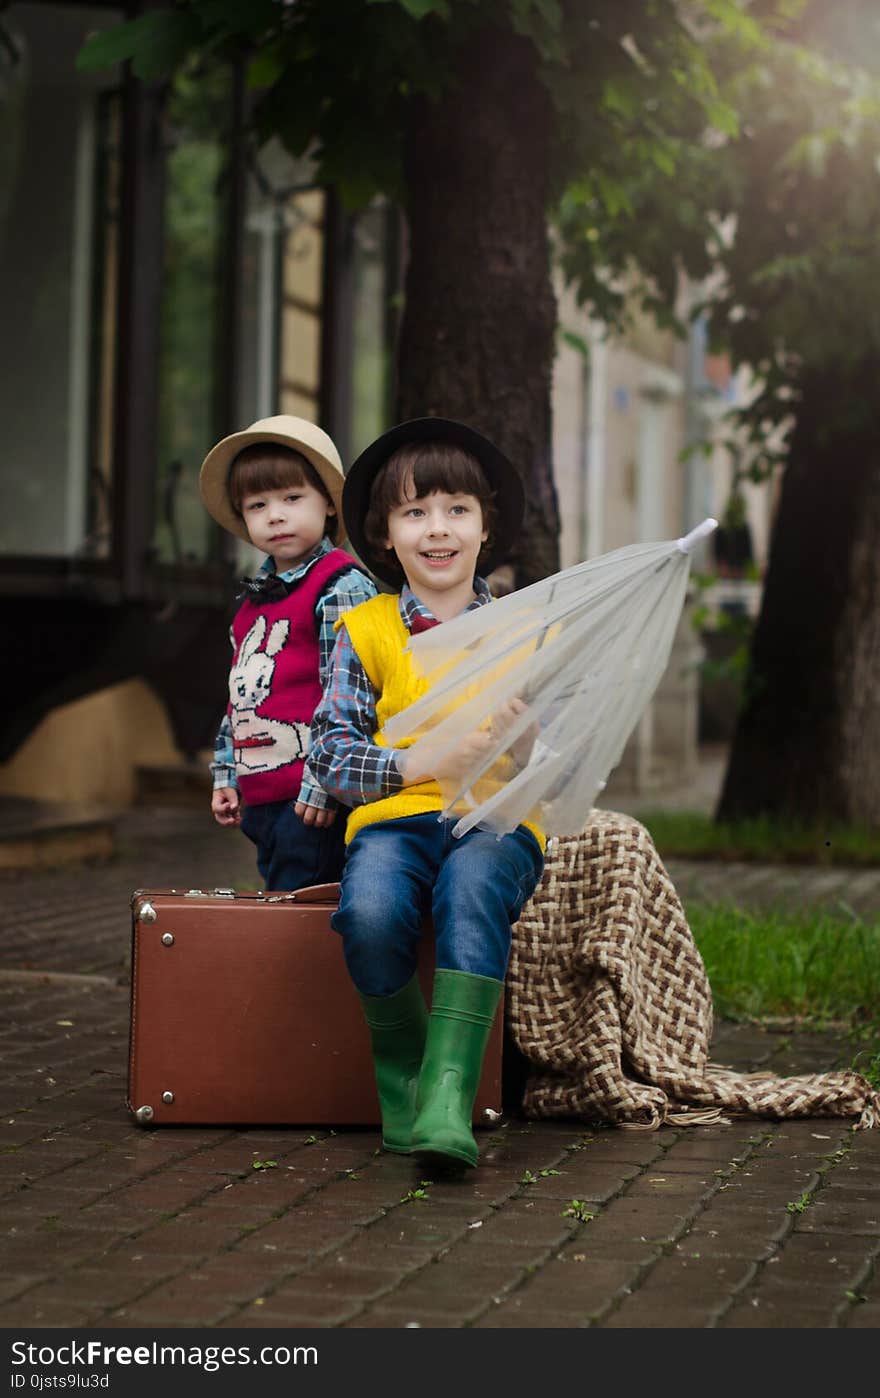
[343,418,524,588]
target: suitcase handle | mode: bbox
[131,883,342,908]
[264,882,341,905]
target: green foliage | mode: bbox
[76,0,880,379]
[686,901,880,1027]
[518,1166,562,1183]
[561,1200,596,1222]
[74,0,763,216]
[851,1046,880,1091]
[559,1,880,457]
[76,0,880,488]
[77,11,205,80]
[636,809,880,866]
[400,1180,432,1202]
[559,327,590,358]
[370,0,452,19]
[786,1189,812,1213]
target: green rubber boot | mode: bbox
[359,975,429,1154]
[410,969,503,1169]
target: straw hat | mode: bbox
[342,418,524,587]
[199,415,346,545]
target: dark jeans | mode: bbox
[331,813,545,996]
[240,799,348,892]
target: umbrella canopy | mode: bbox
[383,519,718,839]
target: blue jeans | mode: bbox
[332,814,545,996]
[240,799,348,892]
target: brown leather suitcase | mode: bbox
[128,883,504,1128]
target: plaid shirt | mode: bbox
[211,538,377,808]
[308,578,492,806]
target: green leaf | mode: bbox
[247,47,287,92]
[562,1199,596,1223]
[602,80,638,121]
[76,12,203,81]
[509,0,563,34]
[196,0,281,39]
[704,98,740,138]
[650,144,677,177]
[401,1180,432,1202]
[700,0,766,48]
[367,0,451,20]
[594,172,633,219]
[560,328,590,358]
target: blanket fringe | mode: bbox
[664,1106,729,1127]
[508,818,880,1134]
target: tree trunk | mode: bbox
[717,367,880,826]
[397,25,559,586]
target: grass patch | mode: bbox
[636,810,880,866]
[687,902,880,1038]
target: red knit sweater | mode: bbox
[228,548,356,804]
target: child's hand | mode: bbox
[491,697,539,767]
[294,801,337,828]
[211,787,241,827]
[400,728,496,787]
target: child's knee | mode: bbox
[333,868,415,948]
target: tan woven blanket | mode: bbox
[507,810,879,1131]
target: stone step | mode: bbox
[0,797,117,873]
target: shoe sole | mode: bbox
[412,1144,476,1170]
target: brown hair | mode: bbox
[227,444,336,538]
[362,442,497,580]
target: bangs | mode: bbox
[370,443,493,519]
[404,444,492,503]
[362,441,497,577]
[227,444,328,512]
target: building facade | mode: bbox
[0,1,399,804]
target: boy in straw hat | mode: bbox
[308,420,545,1168]
[199,415,376,891]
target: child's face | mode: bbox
[240,480,335,566]
[383,488,488,598]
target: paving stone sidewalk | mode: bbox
[0,807,878,1330]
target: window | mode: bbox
[153,62,232,567]
[0,3,121,560]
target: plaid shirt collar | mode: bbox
[398,576,492,634]
[259,535,334,585]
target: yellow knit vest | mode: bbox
[338,593,545,850]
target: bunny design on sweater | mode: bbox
[227,547,356,805]
[229,614,309,776]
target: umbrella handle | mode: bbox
[676,517,718,555]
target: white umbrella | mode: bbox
[383,518,718,839]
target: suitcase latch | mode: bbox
[212,888,236,898]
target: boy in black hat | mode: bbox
[309,420,545,1168]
